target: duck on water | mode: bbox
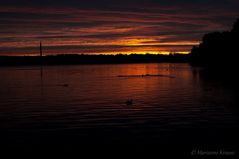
[125,99,133,106]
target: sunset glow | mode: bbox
[1,0,239,56]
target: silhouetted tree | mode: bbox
[190,19,239,70]
[231,18,239,33]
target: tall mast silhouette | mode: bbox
[40,41,43,57]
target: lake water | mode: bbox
[0,63,238,148]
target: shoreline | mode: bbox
[0,54,190,66]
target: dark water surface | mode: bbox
[0,63,238,151]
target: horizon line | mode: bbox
[0,51,190,57]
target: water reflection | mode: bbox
[0,64,238,147]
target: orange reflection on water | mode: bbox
[110,64,177,106]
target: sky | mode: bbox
[1,0,239,56]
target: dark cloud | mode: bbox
[0,0,239,55]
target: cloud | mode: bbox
[0,0,239,55]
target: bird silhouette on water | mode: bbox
[125,99,133,106]
[63,84,69,87]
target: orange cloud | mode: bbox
[0,1,238,55]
